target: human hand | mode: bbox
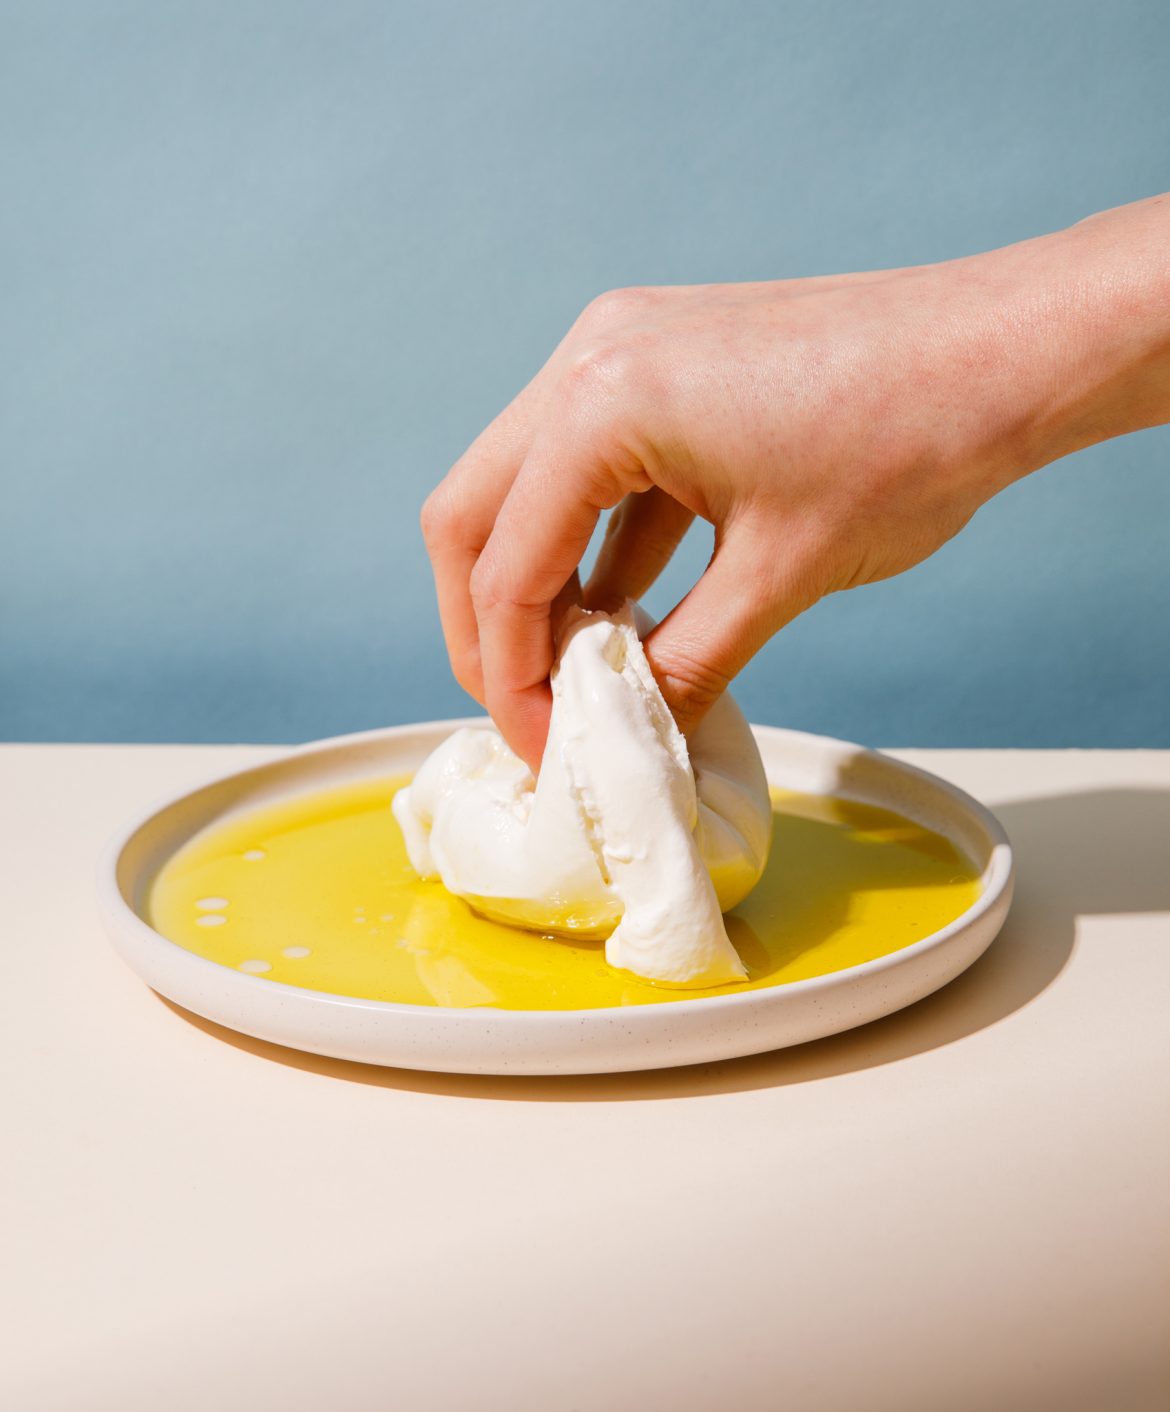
[422,196,1170,772]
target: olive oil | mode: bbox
[148,777,981,1011]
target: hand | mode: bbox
[422,196,1170,772]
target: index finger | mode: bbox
[422,388,540,703]
[470,425,638,771]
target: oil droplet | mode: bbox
[243,850,266,862]
[238,958,271,974]
[281,946,310,959]
[196,897,229,910]
[196,914,226,928]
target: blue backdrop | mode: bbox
[2,1,1168,746]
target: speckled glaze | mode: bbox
[97,722,1014,1075]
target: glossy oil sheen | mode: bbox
[147,777,982,1010]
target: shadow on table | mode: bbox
[162,785,1170,1103]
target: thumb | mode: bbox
[643,520,822,735]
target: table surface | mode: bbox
[2,744,1168,1412]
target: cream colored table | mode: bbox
[2,745,1168,1412]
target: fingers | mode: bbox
[645,519,823,735]
[582,488,695,613]
[471,425,633,771]
[420,391,538,703]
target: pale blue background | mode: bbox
[2,1,1168,746]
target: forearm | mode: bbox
[986,194,1170,477]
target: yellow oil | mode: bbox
[147,777,981,1010]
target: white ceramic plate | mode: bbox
[98,721,1013,1075]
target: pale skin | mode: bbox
[422,195,1170,773]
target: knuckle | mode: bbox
[451,648,483,699]
[468,554,515,612]
[419,487,452,548]
[561,340,638,403]
[640,515,688,562]
[467,557,497,608]
[656,650,732,716]
[580,285,653,328]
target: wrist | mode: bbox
[990,197,1170,478]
